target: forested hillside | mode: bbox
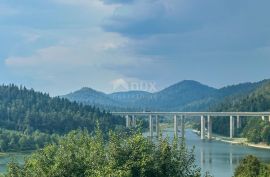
[0,84,124,134]
[0,84,125,152]
[211,80,270,143]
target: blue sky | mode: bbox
[1,0,270,95]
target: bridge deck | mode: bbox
[112,112,270,117]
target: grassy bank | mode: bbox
[192,129,270,150]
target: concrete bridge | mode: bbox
[111,112,270,140]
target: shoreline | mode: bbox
[191,129,270,150]
[0,150,33,157]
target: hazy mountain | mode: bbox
[62,79,270,111]
[213,79,270,112]
[64,87,121,107]
[134,80,217,111]
[217,81,264,98]
[109,91,151,104]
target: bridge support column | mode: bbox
[174,115,178,137]
[149,115,153,138]
[207,115,212,140]
[236,115,240,129]
[262,116,265,121]
[230,116,234,139]
[181,115,185,138]
[126,115,131,128]
[201,115,205,140]
[132,115,136,127]
[269,116,270,122]
[156,115,160,137]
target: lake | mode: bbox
[0,152,28,174]
[165,129,270,177]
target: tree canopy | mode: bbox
[234,155,270,177]
[0,84,124,135]
[4,130,211,177]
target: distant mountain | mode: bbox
[217,81,264,98]
[213,79,270,112]
[109,91,151,104]
[62,80,217,111]
[135,80,217,111]
[62,79,269,111]
[64,87,122,107]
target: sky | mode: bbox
[1,0,270,95]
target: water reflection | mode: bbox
[164,129,270,177]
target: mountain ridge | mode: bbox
[62,79,269,111]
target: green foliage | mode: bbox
[234,155,270,177]
[4,130,210,177]
[0,84,124,135]
[240,119,270,144]
[211,81,270,143]
[246,129,262,144]
[0,128,59,152]
[261,126,270,144]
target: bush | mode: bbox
[5,129,211,177]
[234,155,270,177]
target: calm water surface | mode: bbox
[0,152,27,173]
[164,129,270,177]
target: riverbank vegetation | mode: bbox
[234,155,270,177]
[0,128,59,152]
[4,129,211,177]
[208,81,270,144]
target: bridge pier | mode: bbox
[201,115,205,140]
[236,115,241,129]
[126,115,131,128]
[156,115,160,137]
[207,115,212,140]
[181,115,185,138]
[115,112,270,141]
[230,116,235,139]
[132,115,136,127]
[174,115,178,137]
[149,115,153,138]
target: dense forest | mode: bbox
[0,84,125,152]
[0,129,59,152]
[211,81,270,143]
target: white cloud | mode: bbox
[4,27,157,94]
[5,46,70,67]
